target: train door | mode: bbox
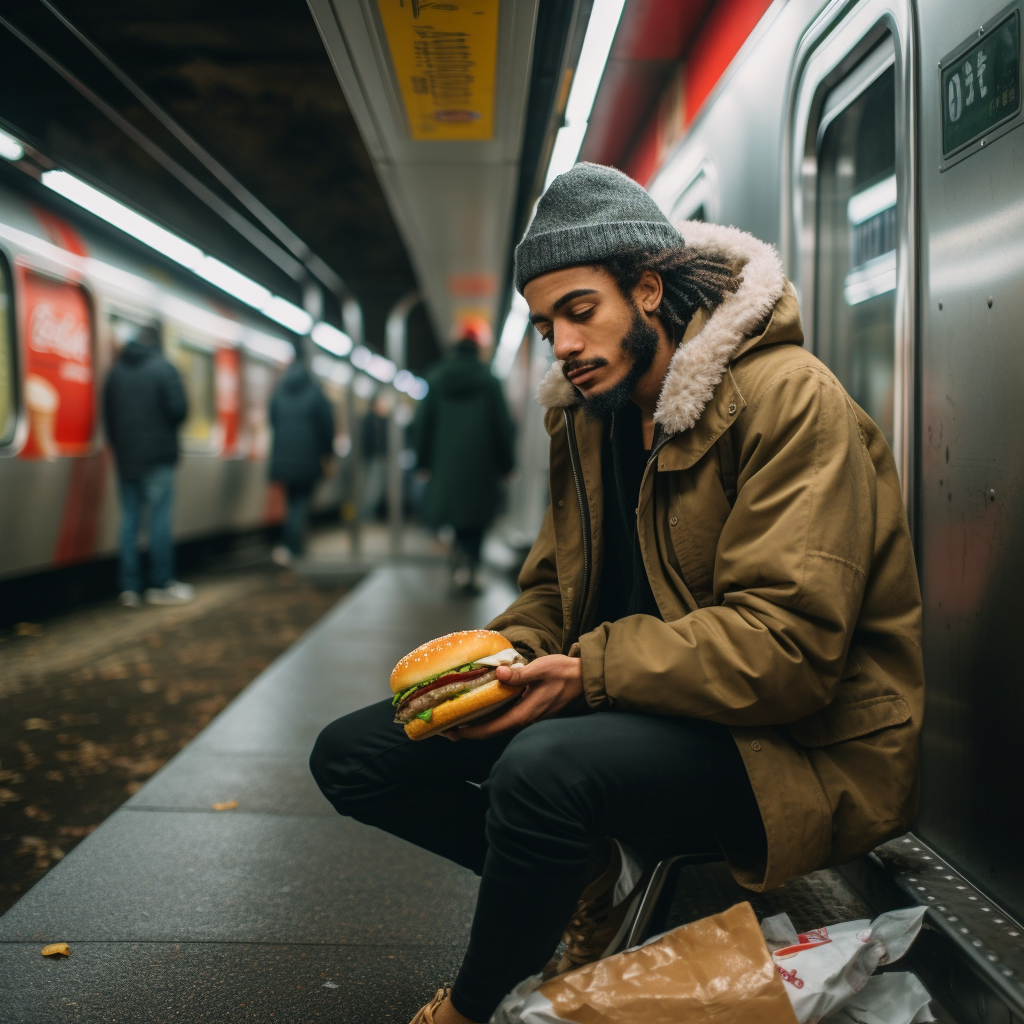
[788,0,917,511]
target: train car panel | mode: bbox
[645,0,1024,925]
[915,0,1024,920]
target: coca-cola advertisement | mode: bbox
[20,268,94,459]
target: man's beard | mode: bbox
[562,305,661,420]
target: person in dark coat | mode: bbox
[414,335,515,592]
[269,359,335,563]
[103,324,193,607]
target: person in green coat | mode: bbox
[414,334,515,592]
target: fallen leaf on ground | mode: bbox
[40,943,70,957]
[212,800,239,811]
[22,719,52,731]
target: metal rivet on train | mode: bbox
[981,140,986,147]
[728,402,737,414]
[750,740,762,751]
[987,296,993,307]
[670,516,678,526]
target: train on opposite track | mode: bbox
[0,174,386,583]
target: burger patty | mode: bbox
[394,669,499,723]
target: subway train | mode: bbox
[501,0,1024,1015]
[0,176,370,583]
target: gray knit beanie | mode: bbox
[513,162,684,293]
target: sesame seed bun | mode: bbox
[390,629,513,694]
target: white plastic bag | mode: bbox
[762,906,929,1024]
[822,972,935,1024]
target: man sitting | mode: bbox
[310,163,923,1024]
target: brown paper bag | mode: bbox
[534,902,799,1024]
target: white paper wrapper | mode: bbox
[765,906,929,1024]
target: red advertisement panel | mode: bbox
[20,268,94,459]
[215,346,240,456]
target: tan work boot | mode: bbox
[408,988,449,1023]
[542,840,646,980]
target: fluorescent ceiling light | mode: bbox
[263,296,313,335]
[312,321,354,357]
[544,0,626,188]
[41,168,313,336]
[194,255,271,308]
[0,128,24,162]
[44,170,204,270]
[848,175,897,226]
[351,344,397,383]
[393,369,429,399]
[492,292,532,380]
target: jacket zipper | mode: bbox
[563,408,592,638]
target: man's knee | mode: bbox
[486,722,588,826]
[308,715,371,814]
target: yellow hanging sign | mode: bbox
[375,0,499,141]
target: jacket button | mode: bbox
[670,516,678,526]
[728,402,737,415]
[750,740,762,751]
[557,499,564,507]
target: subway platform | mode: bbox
[0,560,957,1023]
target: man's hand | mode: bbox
[448,655,584,740]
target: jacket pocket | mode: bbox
[786,694,911,748]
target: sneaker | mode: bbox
[271,545,292,567]
[542,840,646,979]
[119,590,142,608]
[144,580,195,605]
[408,987,449,1023]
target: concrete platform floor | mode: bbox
[0,563,519,1024]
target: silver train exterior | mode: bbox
[0,181,355,582]
[503,0,1024,975]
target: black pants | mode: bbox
[309,698,765,1022]
[453,525,485,566]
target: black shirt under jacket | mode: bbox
[594,402,662,626]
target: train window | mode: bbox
[0,253,14,446]
[175,342,217,449]
[20,268,95,458]
[242,356,276,459]
[814,45,897,447]
[670,162,718,224]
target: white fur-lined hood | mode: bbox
[535,221,788,434]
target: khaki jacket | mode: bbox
[489,222,924,891]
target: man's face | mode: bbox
[524,265,662,416]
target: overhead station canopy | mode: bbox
[307,0,592,345]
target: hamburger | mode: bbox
[392,630,527,740]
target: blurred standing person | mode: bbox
[103,324,193,607]
[269,359,335,565]
[359,394,390,521]
[415,332,515,593]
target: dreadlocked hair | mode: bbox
[600,244,742,343]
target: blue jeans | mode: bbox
[119,464,176,593]
[284,484,313,556]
